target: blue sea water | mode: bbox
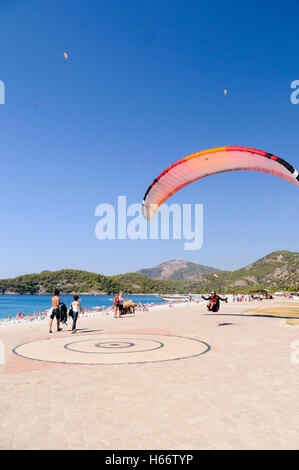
[0,294,164,320]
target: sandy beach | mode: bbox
[0,299,298,450]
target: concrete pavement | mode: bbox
[0,300,298,450]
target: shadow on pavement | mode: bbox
[205,313,299,320]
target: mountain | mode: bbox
[0,251,297,295]
[225,250,299,289]
[137,259,220,280]
[183,250,299,292]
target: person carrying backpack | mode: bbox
[49,289,63,333]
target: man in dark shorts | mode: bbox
[49,288,63,333]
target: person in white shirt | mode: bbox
[70,295,83,334]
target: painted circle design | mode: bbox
[95,341,135,349]
[64,338,163,354]
[13,333,210,365]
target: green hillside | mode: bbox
[0,250,297,295]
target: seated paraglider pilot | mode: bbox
[202,292,227,312]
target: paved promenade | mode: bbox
[0,300,298,450]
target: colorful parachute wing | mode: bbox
[142,146,299,221]
[211,273,219,278]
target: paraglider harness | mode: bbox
[202,294,227,312]
[60,302,68,325]
[208,294,219,312]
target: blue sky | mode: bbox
[0,0,298,278]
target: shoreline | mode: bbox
[0,292,160,296]
[0,294,165,322]
[1,297,298,329]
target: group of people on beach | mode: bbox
[49,289,136,334]
[49,289,83,334]
[113,292,125,318]
[48,288,231,333]
[113,292,137,318]
[112,292,138,317]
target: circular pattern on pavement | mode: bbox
[13,333,210,365]
[64,338,164,354]
[95,341,135,349]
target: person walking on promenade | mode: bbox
[49,288,63,334]
[70,295,83,334]
[113,293,119,318]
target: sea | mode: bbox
[0,294,164,320]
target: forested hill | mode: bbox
[0,251,297,295]
[0,269,183,295]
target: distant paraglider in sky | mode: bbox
[136,159,144,169]
[142,146,299,221]
[63,52,69,62]
[224,89,227,95]
[211,273,219,278]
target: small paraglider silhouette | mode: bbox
[136,159,144,169]
[224,89,227,95]
[63,52,69,63]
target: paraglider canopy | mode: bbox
[142,146,299,221]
